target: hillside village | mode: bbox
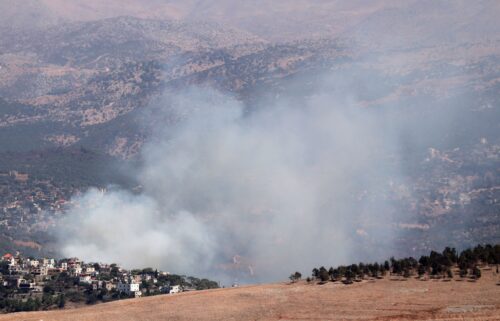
[0,252,218,313]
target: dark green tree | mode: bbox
[319,267,329,282]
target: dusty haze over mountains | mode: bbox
[3,1,500,42]
[0,1,499,283]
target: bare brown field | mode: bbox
[2,270,499,321]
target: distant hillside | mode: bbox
[2,16,264,66]
[0,148,132,188]
[2,1,499,42]
[0,1,498,273]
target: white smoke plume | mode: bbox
[60,75,407,283]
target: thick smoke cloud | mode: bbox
[60,76,407,283]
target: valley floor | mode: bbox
[1,270,500,321]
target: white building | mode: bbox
[29,259,39,268]
[5,256,16,266]
[8,264,22,273]
[71,265,82,276]
[17,278,36,289]
[169,285,181,294]
[117,282,140,295]
[42,258,55,268]
[79,275,92,284]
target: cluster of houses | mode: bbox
[1,253,181,300]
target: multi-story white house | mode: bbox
[17,278,36,290]
[39,266,49,276]
[70,265,82,276]
[3,254,16,267]
[79,275,92,284]
[30,259,39,268]
[117,282,140,295]
[8,264,22,273]
[42,258,55,268]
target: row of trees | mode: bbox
[290,244,499,284]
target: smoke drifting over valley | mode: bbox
[60,74,423,282]
[1,0,498,284]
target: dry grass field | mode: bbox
[1,269,499,321]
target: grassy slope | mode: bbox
[1,269,499,321]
